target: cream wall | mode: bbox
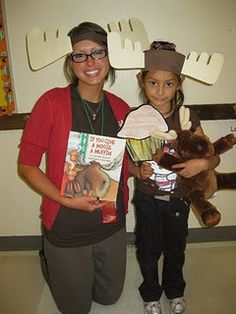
[0,0,236,235]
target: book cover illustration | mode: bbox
[61,131,126,202]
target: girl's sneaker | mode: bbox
[169,297,186,314]
[144,301,162,314]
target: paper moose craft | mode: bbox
[152,130,236,227]
[117,105,191,161]
[117,105,173,161]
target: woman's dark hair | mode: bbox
[139,40,184,108]
[64,22,115,86]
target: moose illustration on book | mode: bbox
[60,131,126,202]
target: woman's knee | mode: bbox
[93,287,123,305]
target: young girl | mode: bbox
[128,41,220,314]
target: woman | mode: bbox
[18,22,130,314]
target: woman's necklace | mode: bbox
[84,100,103,121]
[77,88,105,134]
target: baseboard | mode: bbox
[1,226,236,251]
[0,235,43,251]
[128,226,236,246]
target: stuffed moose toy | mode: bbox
[152,130,236,227]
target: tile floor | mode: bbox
[0,241,235,314]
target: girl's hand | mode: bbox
[172,159,209,178]
[63,193,108,212]
[139,161,154,180]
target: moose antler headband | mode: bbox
[26,18,224,85]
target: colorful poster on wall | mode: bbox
[0,0,15,116]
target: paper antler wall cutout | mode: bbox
[107,19,224,85]
[26,17,224,84]
[26,18,149,71]
[107,18,149,69]
[181,52,224,85]
[27,27,72,70]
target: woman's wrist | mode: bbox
[58,195,72,207]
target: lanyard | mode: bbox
[77,88,104,135]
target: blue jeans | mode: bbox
[133,190,190,302]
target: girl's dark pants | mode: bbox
[133,190,190,302]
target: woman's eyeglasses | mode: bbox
[70,49,108,63]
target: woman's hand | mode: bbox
[18,164,108,212]
[62,193,108,212]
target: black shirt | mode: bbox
[44,85,125,247]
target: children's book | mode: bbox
[60,131,126,202]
